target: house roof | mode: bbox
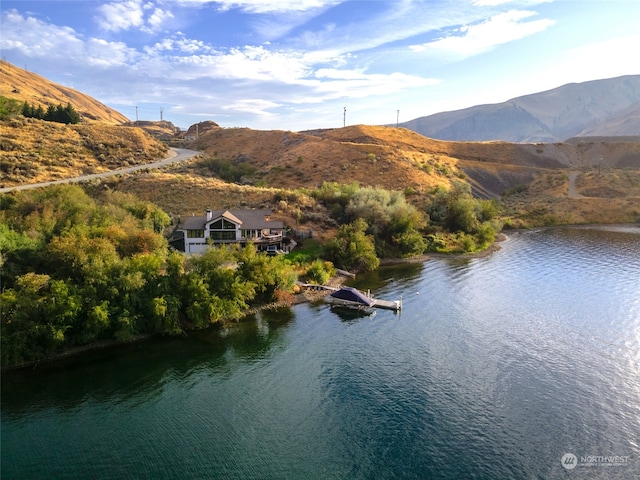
[220,210,242,225]
[180,209,284,230]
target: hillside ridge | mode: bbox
[400,75,640,142]
[0,60,129,124]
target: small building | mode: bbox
[170,209,285,254]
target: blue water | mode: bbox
[2,226,640,479]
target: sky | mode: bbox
[1,0,639,131]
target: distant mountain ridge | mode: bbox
[399,76,640,142]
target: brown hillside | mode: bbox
[0,117,168,186]
[191,125,460,193]
[0,60,129,124]
[123,120,182,139]
[188,124,639,196]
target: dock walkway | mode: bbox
[371,298,402,311]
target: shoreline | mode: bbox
[1,276,349,374]
[6,223,636,373]
[0,234,508,373]
[380,233,507,265]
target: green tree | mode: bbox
[304,259,334,285]
[236,244,297,302]
[344,186,426,256]
[324,218,379,273]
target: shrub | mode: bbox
[324,218,379,273]
[304,259,334,285]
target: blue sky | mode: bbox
[1,0,638,131]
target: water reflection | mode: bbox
[1,309,294,416]
[329,305,377,323]
[3,227,639,480]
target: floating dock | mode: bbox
[371,297,402,311]
[299,283,402,312]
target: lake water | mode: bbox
[2,226,639,479]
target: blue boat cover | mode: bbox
[330,287,375,307]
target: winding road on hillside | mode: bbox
[0,148,200,193]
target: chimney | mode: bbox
[206,209,212,221]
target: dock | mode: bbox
[371,298,402,311]
[298,283,402,312]
[363,289,402,311]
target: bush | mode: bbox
[304,259,334,285]
[202,157,256,183]
[476,223,497,248]
[324,218,379,273]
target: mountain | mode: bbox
[399,76,640,142]
[0,60,129,124]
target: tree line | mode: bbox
[0,185,298,367]
[310,180,502,273]
[20,101,82,124]
[0,180,502,367]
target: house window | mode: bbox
[210,230,236,241]
[210,219,236,230]
[187,229,205,238]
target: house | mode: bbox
[170,209,286,254]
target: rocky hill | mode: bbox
[400,76,640,142]
[123,120,182,139]
[0,60,129,124]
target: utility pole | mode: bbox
[343,107,346,128]
[135,106,138,125]
[160,107,164,121]
[397,110,399,128]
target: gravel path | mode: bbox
[567,171,584,199]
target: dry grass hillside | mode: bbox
[123,120,182,139]
[503,169,640,226]
[106,124,640,228]
[1,99,638,226]
[190,125,461,193]
[0,117,168,186]
[0,60,128,124]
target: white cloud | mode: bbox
[144,34,215,55]
[472,0,552,5]
[195,0,341,14]
[96,0,145,31]
[0,9,137,66]
[310,70,439,101]
[222,98,281,117]
[410,9,555,56]
[144,6,175,33]
[95,0,174,33]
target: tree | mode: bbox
[324,218,379,272]
[428,181,478,234]
[236,244,297,302]
[345,186,426,256]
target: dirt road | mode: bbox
[567,171,584,199]
[0,148,200,193]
